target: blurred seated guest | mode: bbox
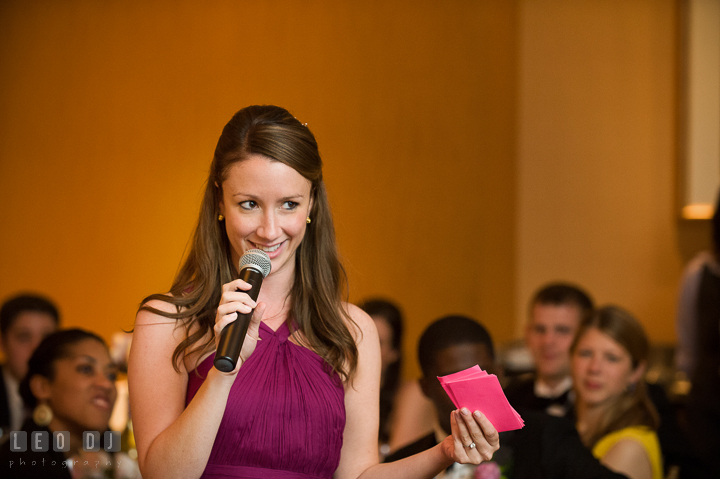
[0,329,138,478]
[675,192,720,479]
[358,298,404,458]
[387,315,626,479]
[505,283,593,417]
[572,306,661,479]
[0,293,60,440]
[505,285,684,476]
[359,298,435,457]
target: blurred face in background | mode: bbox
[32,338,118,435]
[526,303,583,386]
[371,315,399,381]
[420,342,495,435]
[571,327,642,410]
[1,311,57,381]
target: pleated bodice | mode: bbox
[186,321,346,479]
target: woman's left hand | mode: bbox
[440,408,500,465]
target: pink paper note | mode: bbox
[438,365,524,432]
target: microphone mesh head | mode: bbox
[239,249,272,278]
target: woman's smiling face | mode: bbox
[219,154,313,279]
[37,338,118,434]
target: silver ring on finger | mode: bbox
[464,442,476,449]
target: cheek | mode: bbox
[228,217,257,237]
[611,367,634,389]
[526,335,542,350]
[571,357,586,378]
[558,335,574,350]
[7,343,33,366]
[49,383,79,413]
[287,218,308,237]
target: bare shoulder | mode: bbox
[342,302,377,342]
[132,297,189,371]
[135,297,179,324]
[601,438,653,479]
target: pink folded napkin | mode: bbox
[438,365,524,432]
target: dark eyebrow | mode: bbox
[231,193,306,200]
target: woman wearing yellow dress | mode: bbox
[571,305,662,479]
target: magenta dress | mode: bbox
[186,321,346,479]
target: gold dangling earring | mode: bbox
[33,402,53,427]
[218,214,225,221]
[306,217,311,224]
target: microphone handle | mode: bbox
[214,266,264,372]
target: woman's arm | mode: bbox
[600,439,653,479]
[334,305,499,479]
[388,380,436,452]
[128,282,263,479]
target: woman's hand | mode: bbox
[440,408,500,465]
[213,278,266,374]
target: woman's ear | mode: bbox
[29,374,51,401]
[629,360,647,387]
[215,182,225,216]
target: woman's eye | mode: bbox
[77,364,94,375]
[576,349,592,358]
[239,200,257,210]
[606,354,620,362]
[283,201,298,210]
[107,372,118,382]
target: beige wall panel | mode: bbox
[517,0,685,342]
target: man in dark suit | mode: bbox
[0,293,59,440]
[504,283,593,418]
[385,315,626,479]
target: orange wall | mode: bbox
[0,1,517,380]
[0,1,708,380]
[516,0,711,343]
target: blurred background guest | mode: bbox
[675,191,720,479]
[0,293,60,440]
[0,328,139,479]
[386,314,626,479]
[358,298,404,459]
[359,298,436,456]
[385,315,499,475]
[571,306,661,479]
[505,283,593,417]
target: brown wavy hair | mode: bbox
[571,305,659,448]
[139,105,358,382]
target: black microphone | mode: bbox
[214,249,271,372]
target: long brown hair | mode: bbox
[571,305,659,448]
[140,105,358,382]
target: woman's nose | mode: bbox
[256,211,278,240]
[587,355,602,372]
[95,372,115,389]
